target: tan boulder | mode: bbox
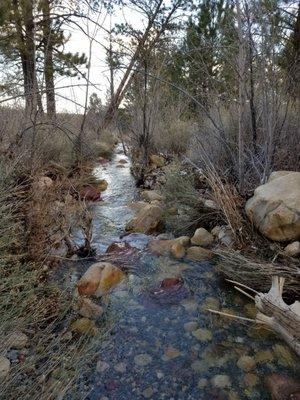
[141,190,164,202]
[125,204,163,234]
[77,262,124,297]
[149,154,165,168]
[176,236,190,246]
[246,172,300,241]
[191,228,214,247]
[284,241,300,257]
[128,201,148,212]
[186,246,213,261]
[268,170,294,182]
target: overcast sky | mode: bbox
[56,5,143,113]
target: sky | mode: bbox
[55,4,144,113]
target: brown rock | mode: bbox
[106,241,134,255]
[186,246,213,261]
[265,374,300,400]
[284,241,300,257]
[97,179,108,191]
[170,242,186,259]
[191,228,214,247]
[77,262,124,297]
[7,332,29,349]
[237,355,256,372]
[74,297,103,319]
[80,185,101,201]
[118,159,128,164]
[0,356,10,379]
[126,204,163,234]
[70,318,98,336]
[160,278,183,288]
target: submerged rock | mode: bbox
[245,171,300,241]
[134,353,152,367]
[191,228,214,247]
[148,236,189,258]
[192,328,212,342]
[106,241,135,256]
[211,374,231,388]
[265,373,300,400]
[0,356,10,379]
[237,355,256,372]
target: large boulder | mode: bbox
[186,246,213,261]
[77,262,124,297]
[245,172,300,241]
[125,204,163,234]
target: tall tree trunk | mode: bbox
[42,0,56,118]
[236,0,246,193]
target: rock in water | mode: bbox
[70,318,98,336]
[74,297,103,319]
[80,185,101,201]
[125,204,163,234]
[0,356,10,379]
[265,374,300,400]
[186,246,213,261]
[191,228,214,247]
[245,171,300,241]
[237,355,256,372]
[97,179,108,191]
[77,263,104,296]
[95,263,125,296]
[77,262,124,296]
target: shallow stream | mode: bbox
[64,145,299,400]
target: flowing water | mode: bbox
[65,145,299,400]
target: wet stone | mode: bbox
[162,346,181,361]
[134,353,152,367]
[184,321,198,332]
[243,373,259,388]
[96,360,110,373]
[142,387,153,398]
[192,328,212,342]
[237,355,256,372]
[198,378,208,388]
[255,349,274,364]
[114,362,127,373]
[211,374,231,388]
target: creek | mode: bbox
[64,145,299,400]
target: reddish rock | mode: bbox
[80,185,101,201]
[160,278,183,288]
[265,374,300,400]
[118,159,128,164]
[106,241,134,256]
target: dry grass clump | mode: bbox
[161,162,223,235]
[0,158,114,400]
[215,250,300,298]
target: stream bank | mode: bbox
[65,145,299,400]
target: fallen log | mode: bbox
[255,276,300,356]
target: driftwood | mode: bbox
[208,276,300,357]
[255,276,300,356]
